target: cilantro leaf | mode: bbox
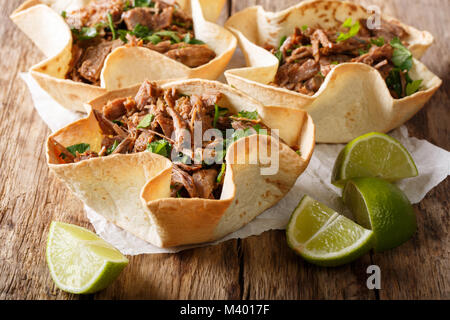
[390,37,413,71]
[237,110,259,120]
[406,79,422,96]
[132,24,151,39]
[107,140,119,155]
[61,11,66,19]
[66,143,90,156]
[216,163,226,183]
[134,0,155,7]
[72,27,98,40]
[385,68,403,98]
[370,36,385,46]
[279,35,287,48]
[336,18,360,42]
[137,114,154,129]
[154,30,181,43]
[183,33,205,45]
[106,12,117,40]
[301,25,308,31]
[213,104,228,128]
[147,139,171,158]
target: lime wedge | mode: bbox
[286,196,373,267]
[46,221,128,294]
[343,177,416,252]
[331,132,418,188]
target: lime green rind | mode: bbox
[286,196,373,267]
[343,178,417,252]
[46,221,128,294]
[331,132,418,188]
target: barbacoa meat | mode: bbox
[53,81,276,200]
[268,18,411,97]
[64,0,216,84]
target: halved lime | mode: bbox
[286,196,373,267]
[331,132,418,188]
[46,221,129,294]
[343,177,416,252]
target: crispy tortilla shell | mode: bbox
[12,0,236,112]
[46,79,315,247]
[224,0,442,143]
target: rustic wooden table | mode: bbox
[0,0,448,300]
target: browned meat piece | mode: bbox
[373,59,389,70]
[274,59,320,86]
[135,80,161,110]
[101,135,122,150]
[165,91,192,154]
[124,97,138,115]
[78,39,122,83]
[280,27,303,54]
[364,18,408,42]
[193,169,218,199]
[145,40,173,54]
[175,96,193,121]
[201,92,223,107]
[123,6,174,31]
[329,37,369,55]
[134,131,154,152]
[172,166,198,198]
[311,29,333,59]
[123,7,154,30]
[174,162,203,173]
[305,75,324,92]
[165,44,216,68]
[285,46,313,64]
[48,137,75,163]
[154,114,174,138]
[153,6,174,30]
[189,95,214,135]
[351,44,393,65]
[103,98,126,120]
[111,136,134,154]
[93,109,128,137]
[74,151,98,162]
[66,0,123,29]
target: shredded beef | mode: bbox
[268,19,409,97]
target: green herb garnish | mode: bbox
[66,143,90,156]
[301,25,308,31]
[71,27,98,40]
[183,33,205,45]
[134,0,154,7]
[61,11,66,19]
[370,37,385,47]
[390,37,413,71]
[237,110,259,120]
[216,163,226,183]
[336,18,360,42]
[147,139,171,158]
[137,114,155,129]
[154,30,181,43]
[213,104,228,128]
[106,12,117,40]
[107,140,119,155]
[406,79,422,96]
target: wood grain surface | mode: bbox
[0,0,448,300]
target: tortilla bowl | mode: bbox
[224,0,442,143]
[46,79,315,248]
[11,0,236,113]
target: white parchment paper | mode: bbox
[20,49,450,255]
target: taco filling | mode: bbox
[266,18,422,99]
[62,0,216,85]
[49,81,286,199]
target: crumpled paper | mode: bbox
[20,56,450,255]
